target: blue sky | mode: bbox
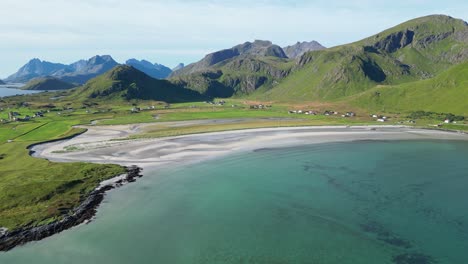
[0,0,467,78]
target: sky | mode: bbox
[0,0,467,78]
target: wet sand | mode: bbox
[31,123,468,170]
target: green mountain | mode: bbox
[169,40,294,97]
[348,61,468,115]
[71,65,204,102]
[259,15,468,101]
[21,77,76,91]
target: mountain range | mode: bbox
[260,15,467,101]
[170,15,466,101]
[4,56,182,85]
[3,14,467,115]
[4,55,119,85]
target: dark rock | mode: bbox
[373,30,415,53]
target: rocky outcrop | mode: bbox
[373,30,415,53]
[0,166,143,252]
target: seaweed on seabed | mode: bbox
[392,253,437,264]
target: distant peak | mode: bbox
[90,55,114,63]
[29,58,42,63]
[253,40,273,46]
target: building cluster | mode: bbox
[250,104,271,109]
[289,110,356,117]
[205,100,226,106]
[131,105,157,113]
[2,110,46,122]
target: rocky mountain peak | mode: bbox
[283,41,326,59]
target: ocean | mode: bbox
[1,140,467,264]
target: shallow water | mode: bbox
[0,85,39,97]
[1,140,468,263]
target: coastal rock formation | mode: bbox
[0,166,143,252]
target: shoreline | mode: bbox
[2,123,467,252]
[31,124,468,170]
[0,166,143,252]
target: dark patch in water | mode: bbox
[392,253,436,264]
[361,221,412,249]
[380,236,412,248]
[302,163,330,172]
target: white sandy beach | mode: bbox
[30,122,468,170]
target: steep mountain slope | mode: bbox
[0,80,5,85]
[259,15,468,101]
[72,65,204,102]
[5,59,67,83]
[283,41,326,58]
[21,77,76,91]
[6,55,119,84]
[126,59,172,79]
[169,40,293,97]
[171,40,288,76]
[348,61,468,115]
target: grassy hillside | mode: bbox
[348,61,468,115]
[71,65,205,102]
[22,77,76,91]
[257,15,467,101]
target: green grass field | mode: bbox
[0,109,126,230]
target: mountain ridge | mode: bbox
[260,14,468,101]
[125,59,172,79]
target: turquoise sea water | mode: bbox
[1,140,468,264]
